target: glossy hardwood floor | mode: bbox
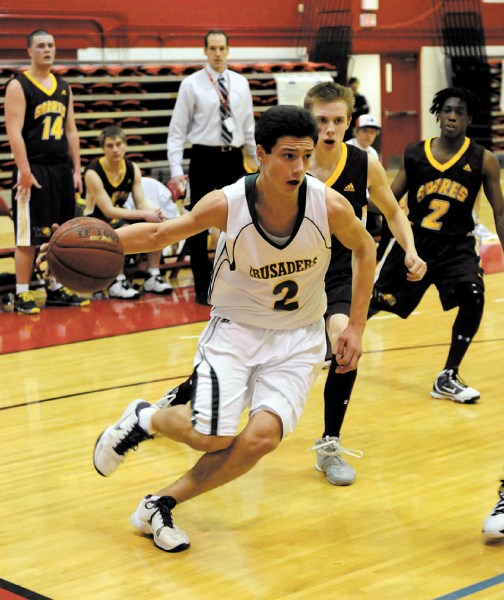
[1,265,504,599]
[1,195,504,599]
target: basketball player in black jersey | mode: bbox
[370,88,504,403]
[303,82,426,486]
[84,125,172,298]
[4,29,89,314]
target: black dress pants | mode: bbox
[187,145,245,295]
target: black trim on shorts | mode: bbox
[209,364,220,436]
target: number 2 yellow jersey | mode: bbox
[404,137,484,237]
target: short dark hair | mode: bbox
[430,87,480,118]
[304,81,355,117]
[204,29,229,48]
[27,29,52,47]
[254,105,319,153]
[99,125,127,147]
[348,77,359,86]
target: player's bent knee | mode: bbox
[242,432,280,459]
[197,435,234,453]
[455,281,485,312]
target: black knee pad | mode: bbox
[454,281,484,313]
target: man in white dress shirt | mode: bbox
[167,29,257,305]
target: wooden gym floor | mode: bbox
[1,208,504,599]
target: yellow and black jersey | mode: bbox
[84,157,135,223]
[404,137,484,237]
[326,142,368,218]
[322,142,368,276]
[11,71,71,164]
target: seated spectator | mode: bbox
[84,126,172,299]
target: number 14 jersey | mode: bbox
[12,71,71,164]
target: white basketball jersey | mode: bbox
[209,174,331,330]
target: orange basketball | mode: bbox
[46,217,124,293]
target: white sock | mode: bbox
[138,405,158,435]
[49,277,62,292]
[16,284,29,294]
[147,268,160,278]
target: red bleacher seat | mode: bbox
[118,99,147,111]
[125,134,148,145]
[126,153,151,162]
[92,118,116,128]
[120,117,148,128]
[90,82,120,94]
[140,65,174,76]
[90,100,119,111]
[116,81,147,94]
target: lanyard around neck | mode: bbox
[205,68,230,111]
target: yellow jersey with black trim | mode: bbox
[210,174,332,330]
[404,138,484,237]
[10,71,71,164]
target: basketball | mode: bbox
[45,217,124,293]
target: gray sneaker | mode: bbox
[93,399,154,477]
[431,369,480,404]
[130,495,190,552]
[312,436,363,486]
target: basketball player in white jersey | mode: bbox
[89,105,377,553]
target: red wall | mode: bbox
[1,0,503,59]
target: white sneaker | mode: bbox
[93,399,154,477]
[474,223,498,242]
[130,495,190,552]
[482,481,504,539]
[108,277,141,300]
[311,436,363,486]
[431,369,480,403]
[144,274,173,295]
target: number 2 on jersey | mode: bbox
[421,198,450,231]
[273,280,299,311]
[41,115,64,141]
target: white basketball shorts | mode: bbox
[190,316,326,438]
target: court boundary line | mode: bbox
[0,577,52,600]
[433,572,504,599]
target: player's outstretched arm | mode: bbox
[117,189,228,254]
[367,156,426,281]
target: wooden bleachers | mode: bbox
[0,61,337,190]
